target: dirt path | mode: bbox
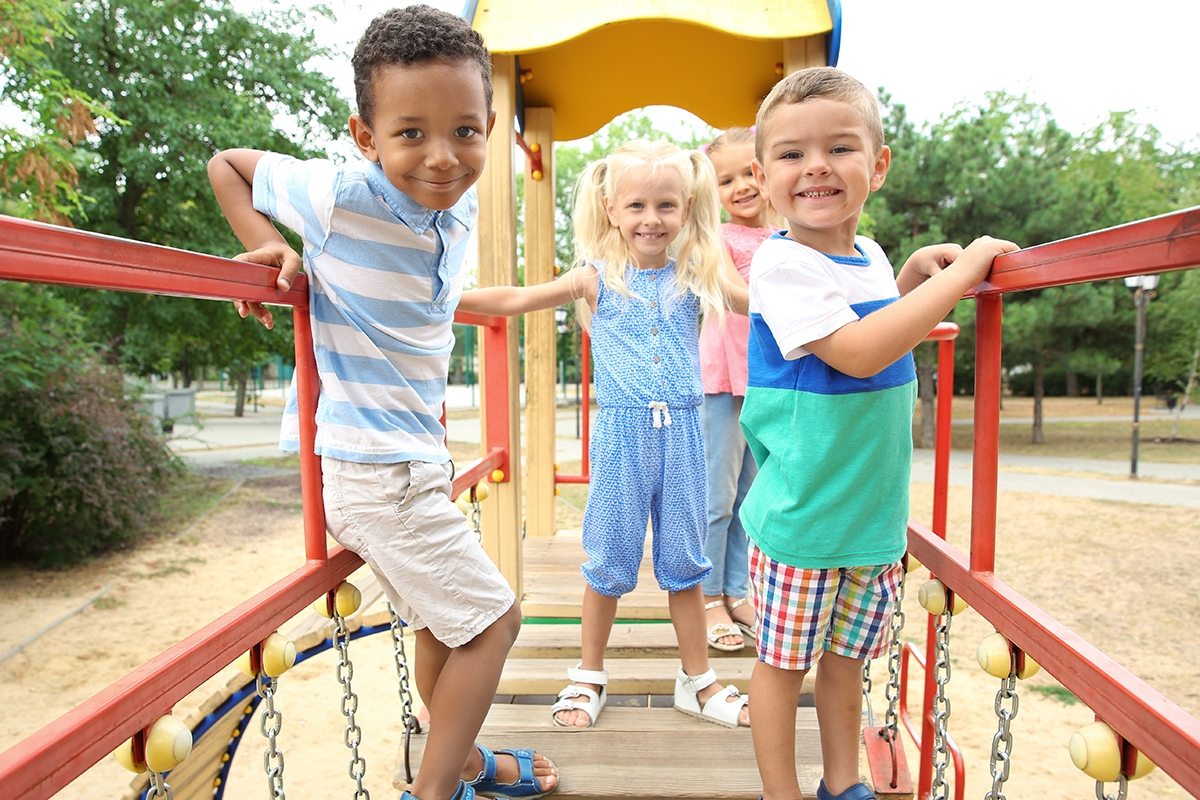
[1,472,1196,799]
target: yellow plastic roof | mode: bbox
[470,1,833,140]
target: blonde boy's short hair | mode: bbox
[755,67,884,161]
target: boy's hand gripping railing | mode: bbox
[906,206,1200,799]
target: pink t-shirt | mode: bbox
[700,222,778,396]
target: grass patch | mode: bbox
[1028,684,1080,705]
[155,474,237,537]
[923,418,1200,463]
[93,595,126,610]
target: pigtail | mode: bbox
[671,150,730,327]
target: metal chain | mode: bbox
[1095,776,1129,800]
[145,770,174,800]
[984,672,1019,800]
[929,602,955,800]
[883,561,908,741]
[257,673,286,800]
[333,606,370,799]
[388,603,423,785]
[470,494,482,543]
[861,659,875,724]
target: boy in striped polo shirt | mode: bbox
[740,67,1016,800]
[208,7,556,800]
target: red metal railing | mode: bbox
[0,215,511,800]
[905,206,1200,799]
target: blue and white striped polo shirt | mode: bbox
[253,154,475,464]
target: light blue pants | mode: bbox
[700,393,757,598]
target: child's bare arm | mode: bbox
[722,250,750,315]
[208,149,301,329]
[458,266,597,316]
[806,236,1018,378]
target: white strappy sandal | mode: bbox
[673,667,749,728]
[704,599,744,652]
[550,662,608,727]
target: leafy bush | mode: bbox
[0,283,180,566]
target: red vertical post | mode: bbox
[932,338,954,538]
[294,306,327,563]
[482,317,511,478]
[971,295,1003,575]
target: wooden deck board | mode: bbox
[395,705,823,800]
[510,622,746,660]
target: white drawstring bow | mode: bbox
[648,401,672,428]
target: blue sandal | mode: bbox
[468,745,555,800]
[402,780,476,800]
[816,780,876,800]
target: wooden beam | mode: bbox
[523,107,559,540]
[476,54,523,593]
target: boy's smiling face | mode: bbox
[753,98,890,256]
[349,58,495,211]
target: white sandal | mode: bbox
[725,597,757,638]
[704,599,744,651]
[551,662,608,727]
[673,667,748,728]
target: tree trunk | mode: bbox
[233,372,248,418]
[917,358,936,449]
[1032,359,1045,444]
[1096,371,1103,404]
[1169,326,1200,441]
[1065,369,1079,397]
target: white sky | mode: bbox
[9,1,1182,151]
[283,0,1198,149]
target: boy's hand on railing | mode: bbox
[231,243,302,329]
[953,236,1020,286]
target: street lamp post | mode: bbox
[1124,274,1160,478]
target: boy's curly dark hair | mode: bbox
[352,5,493,125]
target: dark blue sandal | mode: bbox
[816,780,876,800]
[402,780,476,800]
[468,745,554,800]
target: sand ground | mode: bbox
[2,464,1197,799]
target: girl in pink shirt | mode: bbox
[699,128,779,651]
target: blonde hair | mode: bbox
[570,139,727,329]
[705,126,755,158]
[755,66,884,162]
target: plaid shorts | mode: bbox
[749,541,902,670]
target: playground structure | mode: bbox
[2,1,1200,798]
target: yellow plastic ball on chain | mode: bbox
[1069,721,1157,781]
[917,578,969,616]
[455,494,472,515]
[144,715,193,773]
[474,482,489,502]
[113,739,147,774]
[311,581,362,619]
[491,469,505,483]
[235,632,296,678]
[977,632,1012,679]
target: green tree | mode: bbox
[39,0,349,409]
[0,0,111,223]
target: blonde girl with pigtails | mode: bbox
[458,139,752,732]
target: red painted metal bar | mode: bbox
[293,306,328,562]
[479,313,512,482]
[977,206,1200,296]
[932,336,955,537]
[969,295,1003,576]
[0,214,308,306]
[900,643,965,800]
[1,546,363,800]
[908,522,1200,794]
[454,448,507,497]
